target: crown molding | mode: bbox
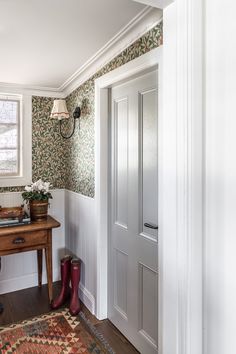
[132,0,174,9]
[0,82,65,98]
[0,6,162,98]
[61,6,162,96]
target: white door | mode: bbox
[109,70,159,354]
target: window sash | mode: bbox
[0,99,20,177]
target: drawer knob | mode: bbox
[13,237,25,244]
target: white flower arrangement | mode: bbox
[22,179,52,203]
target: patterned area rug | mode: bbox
[0,309,115,353]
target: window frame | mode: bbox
[0,98,20,177]
[0,93,32,187]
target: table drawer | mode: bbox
[0,230,47,251]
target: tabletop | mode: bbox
[0,216,61,236]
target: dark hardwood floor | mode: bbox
[0,282,139,354]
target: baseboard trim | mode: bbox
[0,268,60,295]
[0,270,96,317]
[79,283,96,315]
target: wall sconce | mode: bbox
[50,99,81,139]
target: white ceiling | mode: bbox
[0,0,146,88]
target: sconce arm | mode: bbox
[59,118,77,139]
[58,106,81,139]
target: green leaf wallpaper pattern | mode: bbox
[32,96,67,189]
[0,22,162,196]
[65,22,162,198]
[0,97,67,194]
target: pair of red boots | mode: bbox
[51,255,81,316]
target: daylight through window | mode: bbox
[0,98,20,176]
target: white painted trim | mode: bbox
[65,189,94,201]
[162,1,203,354]
[79,283,96,315]
[0,94,32,187]
[95,1,204,353]
[0,83,64,98]
[95,47,162,325]
[161,7,178,354]
[95,47,161,89]
[0,266,95,315]
[0,268,60,295]
[0,188,65,197]
[0,8,162,98]
[62,7,162,96]
[95,85,109,320]
[132,0,174,8]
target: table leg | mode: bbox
[45,231,53,303]
[37,249,43,287]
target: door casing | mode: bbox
[95,46,163,347]
[108,69,160,353]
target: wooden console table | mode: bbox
[0,216,60,303]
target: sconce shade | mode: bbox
[50,99,69,120]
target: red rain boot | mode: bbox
[69,258,81,316]
[51,255,72,309]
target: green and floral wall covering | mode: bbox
[0,22,162,196]
[31,96,67,188]
[0,97,67,193]
[65,22,162,198]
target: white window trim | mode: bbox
[0,93,32,187]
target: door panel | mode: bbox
[114,98,128,228]
[114,249,128,319]
[109,70,158,354]
[140,89,158,241]
[139,263,158,347]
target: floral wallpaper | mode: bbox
[0,97,67,194]
[31,96,67,189]
[65,22,163,197]
[0,22,162,196]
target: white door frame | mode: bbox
[95,46,162,318]
[162,2,203,354]
[95,0,203,353]
[95,47,163,350]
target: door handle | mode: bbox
[144,222,158,230]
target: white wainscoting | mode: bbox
[0,189,96,316]
[0,189,65,294]
[65,190,96,314]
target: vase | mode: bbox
[30,200,49,221]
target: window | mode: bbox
[0,98,20,176]
[0,93,32,187]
